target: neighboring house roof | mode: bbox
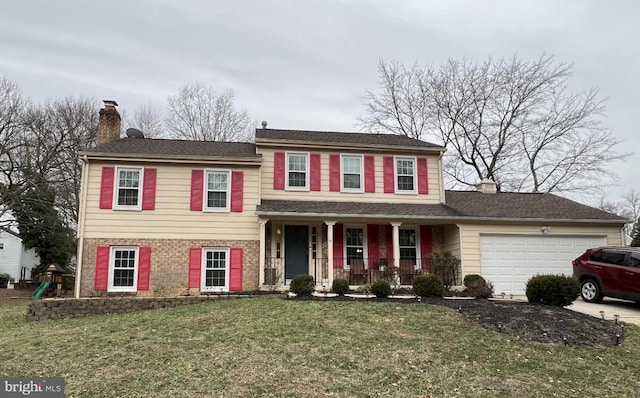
[257,191,627,224]
[81,138,261,163]
[255,128,445,151]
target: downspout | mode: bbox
[74,155,90,298]
[438,151,445,204]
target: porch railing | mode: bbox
[263,257,461,287]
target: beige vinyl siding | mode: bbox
[443,224,461,258]
[458,223,622,275]
[257,147,443,204]
[83,162,260,240]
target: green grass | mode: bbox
[1,298,640,397]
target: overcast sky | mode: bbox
[0,0,637,203]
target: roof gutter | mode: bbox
[79,152,262,166]
[254,210,629,225]
[255,139,445,155]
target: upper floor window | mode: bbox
[395,157,416,193]
[287,153,308,190]
[205,170,230,211]
[342,155,363,192]
[115,167,142,209]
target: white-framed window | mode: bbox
[202,248,230,292]
[114,167,143,209]
[344,226,366,269]
[205,170,230,212]
[108,246,139,292]
[341,155,364,192]
[286,152,309,190]
[395,157,416,193]
[399,228,419,269]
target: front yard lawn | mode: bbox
[1,297,639,397]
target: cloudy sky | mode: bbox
[1,0,637,203]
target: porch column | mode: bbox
[325,220,336,286]
[259,219,268,286]
[390,222,402,268]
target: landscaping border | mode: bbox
[26,293,280,321]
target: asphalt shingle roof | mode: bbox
[257,191,626,222]
[82,138,261,159]
[255,128,443,149]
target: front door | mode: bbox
[285,225,309,280]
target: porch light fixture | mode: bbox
[276,228,281,235]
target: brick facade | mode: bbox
[80,238,259,297]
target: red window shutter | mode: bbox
[190,169,204,211]
[273,152,285,190]
[142,168,157,210]
[333,223,344,268]
[231,171,244,212]
[99,167,115,209]
[420,225,433,270]
[229,247,243,291]
[364,156,375,193]
[383,157,394,193]
[94,246,110,290]
[367,224,380,269]
[385,225,394,264]
[188,247,202,288]
[137,246,152,290]
[417,158,429,194]
[329,154,340,192]
[310,153,321,191]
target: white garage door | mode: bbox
[480,235,606,295]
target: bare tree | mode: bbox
[359,55,627,194]
[0,77,27,228]
[124,103,166,138]
[601,190,640,241]
[166,82,252,142]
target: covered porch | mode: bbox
[257,218,461,290]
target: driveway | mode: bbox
[567,297,640,326]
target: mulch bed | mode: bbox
[294,294,626,347]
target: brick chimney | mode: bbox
[97,100,121,145]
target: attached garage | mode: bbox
[479,235,606,295]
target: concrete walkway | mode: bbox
[567,297,640,325]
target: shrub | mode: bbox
[463,274,485,289]
[331,278,349,296]
[355,284,372,294]
[425,251,460,290]
[467,279,494,299]
[525,274,580,307]
[371,280,392,298]
[289,274,315,296]
[0,273,11,288]
[413,274,444,297]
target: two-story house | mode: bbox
[74,101,627,297]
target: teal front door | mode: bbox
[285,225,309,279]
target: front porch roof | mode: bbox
[256,199,459,220]
[257,192,628,224]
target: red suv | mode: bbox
[573,247,640,303]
